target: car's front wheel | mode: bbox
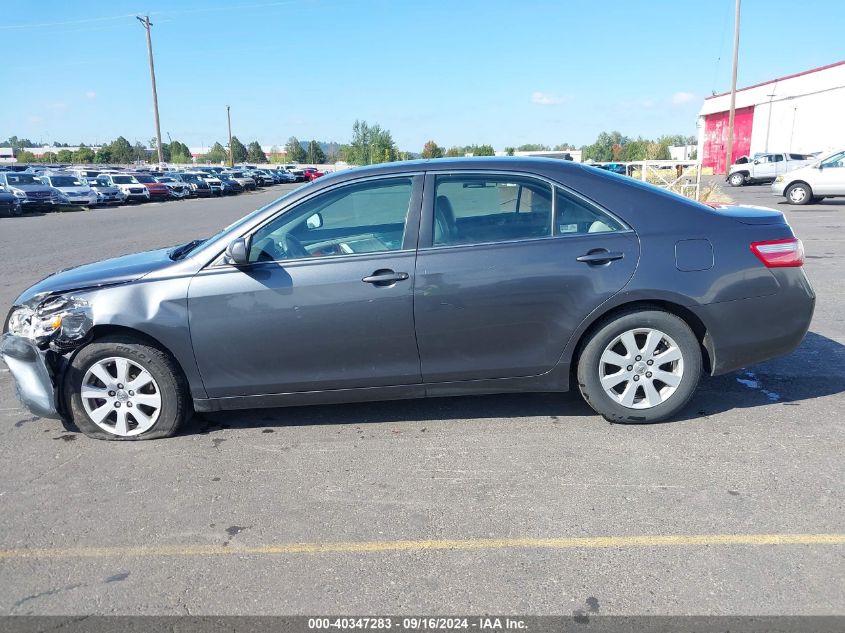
[785,182,813,205]
[728,172,746,187]
[577,310,702,424]
[64,335,189,440]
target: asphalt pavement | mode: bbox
[0,180,842,615]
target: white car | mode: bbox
[772,149,845,204]
[39,172,98,208]
[96,174,150,202]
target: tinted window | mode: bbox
[49,176,82,187]
[555,188,623,235]
[432,174,552,246]
[770,154,783,162]
[248,178,413,262]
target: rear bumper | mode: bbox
[0,334,60,419]
[691,268,815,375]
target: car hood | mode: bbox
[14,247,176,305]
[93,186,121,194]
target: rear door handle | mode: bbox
[362,270,410,286]
[576,250,624,264]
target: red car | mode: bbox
[132,173,172,199]
[303,167,325,181]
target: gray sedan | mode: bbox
[1,158,815,439]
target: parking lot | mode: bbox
[0,181,842,615]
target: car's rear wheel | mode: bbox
[728,172,746,187]
[577,310,701,424]
[785,182,813,205]
[64,335,189,440]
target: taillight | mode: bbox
[750,237,805,268]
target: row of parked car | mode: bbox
[0,163,326,216]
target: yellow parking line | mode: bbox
[0,533,842,560]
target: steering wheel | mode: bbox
[281,233,309,259]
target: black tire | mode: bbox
[810,196,824,204]
[785,182,813,205]
[577,309,702,424]
[728,172,746,187]
[64,335,190,440]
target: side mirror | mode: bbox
[306,212,323,229]
[224,236,251,266]
[752,159,759,165]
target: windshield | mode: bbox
[133,175,155,183]
[111,175,138,184]
[6,174,41,185]
[49,176,83,187]
[157,177,174,183]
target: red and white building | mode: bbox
[697,60,845,174]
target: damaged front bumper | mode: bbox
[2,294,94,420]
[0,333,61,419]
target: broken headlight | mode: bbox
[6,296,93,350]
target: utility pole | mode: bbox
[226,106,234,167]
[724,0,741,174]
[137,15,164,165]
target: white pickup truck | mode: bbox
[727,152,816,186]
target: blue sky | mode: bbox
[1,0,843,152]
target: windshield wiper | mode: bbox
[169,239,205,261]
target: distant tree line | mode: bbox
[5,128,698,167]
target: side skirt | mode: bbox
[193,366,571,413]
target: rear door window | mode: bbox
[432,174,552,246]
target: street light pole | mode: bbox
[137,15,164,166]
[227,105,234,167]
[724,0,741,174]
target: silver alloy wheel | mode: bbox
[80,356,162,436]
[599,328,684,409]
[729,173,745,186]
[788,184,808,203]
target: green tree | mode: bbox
[346,120,398,165]
[553,143,576,151]
[517,143,549,151]
[105,136,134,164]
[229,136,248,163]
[206,142,228,163]
[94,147,113,164]
[247,141,267,163]
[74,146,95,163]
[469,144,495,156]
[56,149,74,162]
[421,140,444,159]
[133,142,148,163]
[284,136,306,163]
[16,150,36,163]
[306,140,326,164]
[168,140,192,163]
[445,146,465,157]
[504,147,515,156]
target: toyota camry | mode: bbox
[1,158,815,440]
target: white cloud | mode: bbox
[531,91,565,106]
[671,91,696,105]
[27,115,42,124]
[85,91,96,99]
[49,102,67,112]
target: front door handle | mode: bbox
[576,250,624,264]
[362,269,410,286]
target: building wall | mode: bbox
[697,61,845,173]
[701,106,754,174]
[749,87,845,156]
